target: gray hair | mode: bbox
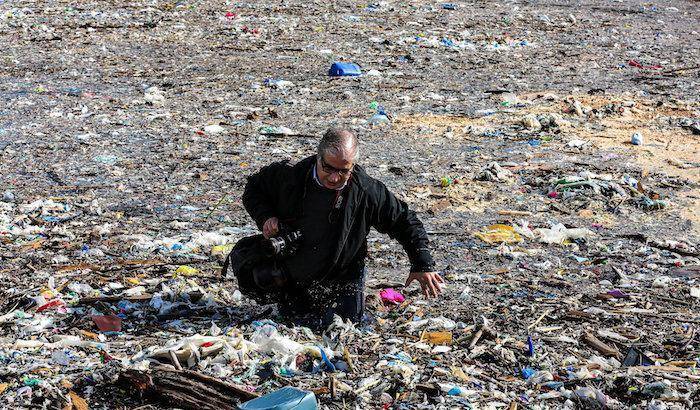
[317,128,359,162]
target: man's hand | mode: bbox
[262,217,279,239]
[405,271,444,298]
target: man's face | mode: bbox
[317,151,354,190]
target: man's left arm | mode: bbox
[371,181,444,297]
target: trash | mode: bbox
[379,288,405,305]
[368,106,390,125]
[238,386,317,410]
[91,315,123,332]
[263,79,295,89]
[535,223,594,245]
[567,139,590,148]
[476,162,513,182]
[603,289,630,299]
[328,62,362,77]
[526,370,554,385]
[691,286,700,299]
[93,154,119,165]
[421,331,453,345]
[259,126,298,136]
[582,331,621,358]
[458,286,471,301]
[203,124,226,135]
[642,381,671,398]
[628,60,662,70]
[51,349,72,365]
[521,367,536,379]
[175,265,199,276]
[474,224,523,244]
[144,86,166,107]
[522,114,542,130]
[2,1,700,408]
[69,391,89,410]
[622,347,655,367]
[631,132,644,145]
[2,191,16,202]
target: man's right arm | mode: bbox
[241,162,282,231]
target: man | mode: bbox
[234,128,443,328]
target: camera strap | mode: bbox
[333,190,343,210]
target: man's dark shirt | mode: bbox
[283,177,340,282]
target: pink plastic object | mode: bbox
[380,288,405,305]
[606,289,630,299]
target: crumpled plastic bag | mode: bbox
[379,288,405,305]
[251,326,305,357]
[476,162,513,182]
[535,223,594,245]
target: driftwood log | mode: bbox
[119,367,259,409]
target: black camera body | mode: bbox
[263,225,303,257]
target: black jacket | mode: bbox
[241,155,435,284]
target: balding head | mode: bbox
[318,128,359,162]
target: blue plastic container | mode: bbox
[328,62,362,77]
[238,387,317,410]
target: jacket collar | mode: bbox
[293,155,369,193]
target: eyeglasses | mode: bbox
[319,156,353,177]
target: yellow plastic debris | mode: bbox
[126,277,140,285]
[211,244,234,256]
[474,224,522,244]
[175,265,198,276]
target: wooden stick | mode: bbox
[330,375,336,400]
[119,368,258,410]
[582,331,621,358]
[469,327,484,350]
[527,309,552,330]
[76,294,153,305]
[343,347,354,373]
[497,210,532,216]
[169,350,183,371]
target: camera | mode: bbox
[264,225,303,257]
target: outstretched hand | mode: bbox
[405,271,444,298]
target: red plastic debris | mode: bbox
[37,299,66,312]
[91,315,122,332]
[628,60,662,70]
